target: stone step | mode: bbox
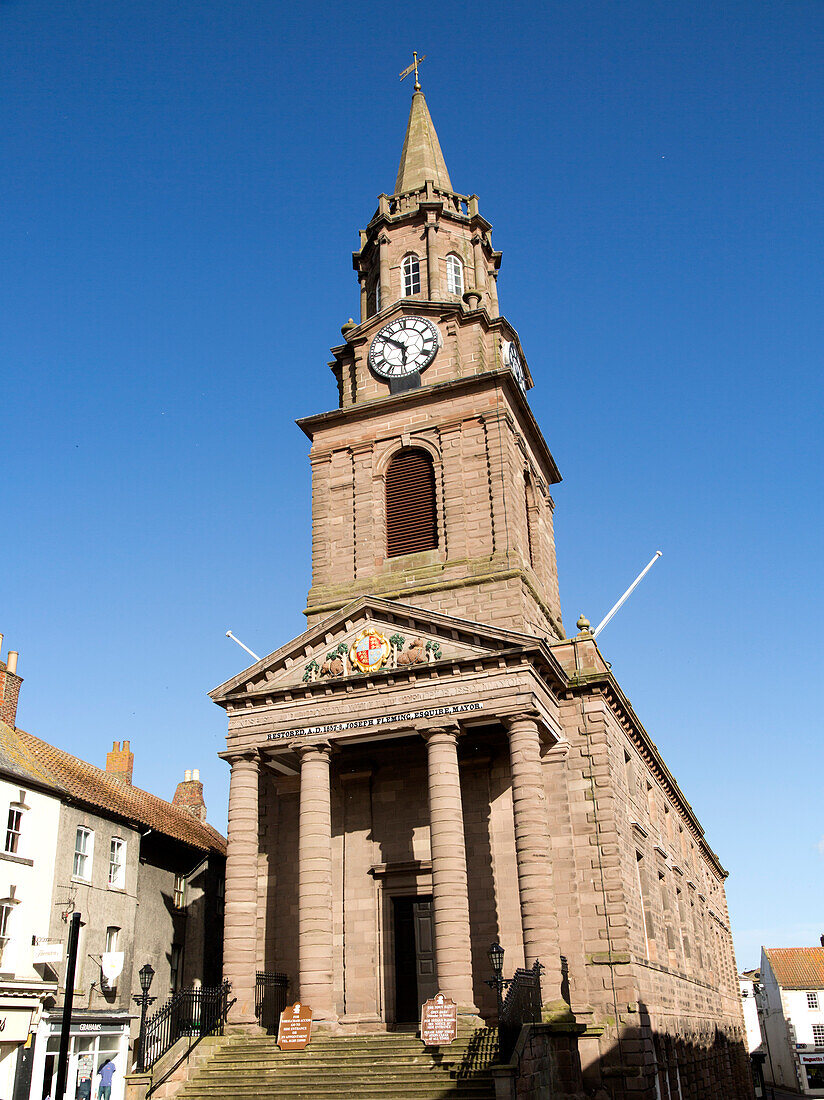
[179,1086,492,1095]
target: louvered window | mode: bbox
[386,448,438,557]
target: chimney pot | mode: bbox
[172,770,207,823]
[192,768,199,781]
[820,934,824,948]
[105,741,134,784]
[0,646,23,728]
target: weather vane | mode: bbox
[399,52,426,92]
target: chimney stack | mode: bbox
[105,740,134,784]
[172,768,207,823]
[0,640,23,729]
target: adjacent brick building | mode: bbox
[0,644,226,1100]
[211,87,751,1099]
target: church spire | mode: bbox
[394,89,453,195]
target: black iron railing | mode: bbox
[255,971,289,1035]
[142,981,232,1075]
[498,960,543,1062]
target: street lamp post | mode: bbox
[133,963,156,1072]
[486,941,506,1020]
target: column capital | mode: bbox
[225,749,260,768]
[420,722,461,744]
[504,710,543,733]
[293,739,332,760]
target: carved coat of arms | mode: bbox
[349,628,391,673]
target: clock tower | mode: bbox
[299,87,564,640]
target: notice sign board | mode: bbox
[420,994,457,1046]
[277,1002,312,1050]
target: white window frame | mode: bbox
[173,873,186,909]
[402,254,420,297]
[813,1023,824,1047]
[4,808,22,855]
[809,991,820,1010]
[73,826,94,881]
[108,837,126,889]
[0,902,13,967]
[104,926,120,954]
[446,254,464,296]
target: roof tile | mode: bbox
[764,948,824,989]
[0,722,225,855]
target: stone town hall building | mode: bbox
[210,87,752,1098]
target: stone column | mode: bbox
[425,220,440,298]
[378,234,391,311]
[471,234,487,292]
[506,713,564,1010]
[223,751,260,1025]
[422,725,478,1013]
[296,741,336,1022]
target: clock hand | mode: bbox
[383,337,406,352]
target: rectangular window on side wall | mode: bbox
[170,943,182,992]
[173,874,186,909]
[809,992,820,1010]
[812,1024,824,1047]
[73,827,94,880]
[4,808,22,854]
[108,838,126,889]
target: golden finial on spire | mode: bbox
[399,51,427,92]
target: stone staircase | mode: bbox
[176,1029,499,1099]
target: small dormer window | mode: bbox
[402,255,421,297]
[446,254,464,296]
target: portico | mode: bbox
[214,597,568,1031]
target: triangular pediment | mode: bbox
[210,596,559,706]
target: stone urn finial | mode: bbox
[341,318,356,338]
[576,614,591,636]
[462,288,482,311]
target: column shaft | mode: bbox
[423,726,478,1012]
[507,714,562,1001]
[378,236,391,310]
[426,222,440,298]
[297,742,335,1021]
[223,753,260,1024]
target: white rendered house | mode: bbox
[760,943,824,1094]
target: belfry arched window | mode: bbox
[385,448,438,557]
[402,254,421,297]
[446,254,464,296]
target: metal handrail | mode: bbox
[141,981,232,1081]
[498,960,543,1062]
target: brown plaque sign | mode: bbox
[420,993,457,1046]
[277,1001,313,1050]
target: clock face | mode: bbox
[368,316,441,379]
[507,340,527,391]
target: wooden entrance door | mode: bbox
[392,895,436,1022]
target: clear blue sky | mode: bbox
[1,0,821,970]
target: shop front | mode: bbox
[800,1053,824,1094]
[0,1000,36,1100]
[29,1016,131,1100]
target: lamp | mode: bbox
[139,963,155,993]
[134,963,157,1071]
[488,941,504,978]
